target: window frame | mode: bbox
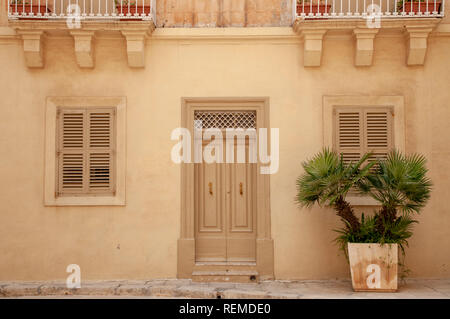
[57,107,116,196]
[45,97,126,206]
[323,95,405,206]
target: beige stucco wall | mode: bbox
[0,13,450,280]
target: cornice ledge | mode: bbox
[151,27,297,41]
[8,20,155,34]
[293,17,442,33]
[431,22,450,37]
[0,27,19,40]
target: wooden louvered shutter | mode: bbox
[335,109,363,165]
[57,108,115,196]
[58,109,85,194]
[334,107,393,165]
[88,109,114,193]
[364,108,393,163]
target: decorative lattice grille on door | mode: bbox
[194,111,256,129]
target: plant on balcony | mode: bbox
[297,0,332,15]
[114,0,151,15]
[9,0,52,15]
[397,0,442,14]
[297,149,432,291]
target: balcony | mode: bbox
[7,0,156,21]
[4,0,448,69]
[6,0,156,69]
[296,0,445,19]
[293,0,446,67]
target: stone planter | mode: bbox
[348,243,398,292]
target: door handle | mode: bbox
[208,182,213,195]
[239,182,243,196]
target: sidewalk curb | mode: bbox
[0,281,283,299]
[1,279,449,299]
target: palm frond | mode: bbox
[359,149,432,214]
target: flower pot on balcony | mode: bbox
[297,4,332,15]
[348,243,398,292]
[10,4,51,16]
[116,5,151,16]
[401,1,442,13]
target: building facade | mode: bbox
[0,0,449,281]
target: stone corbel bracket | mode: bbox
[353,28,379,67]
[293,18,441,68]
[70,30,95,69]
[121,29,152,68]
[16,30,44,68]
[10,20,155,69]
[299,29,327,67]
[405,26,433,66]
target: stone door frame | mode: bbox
[177,97,274,280]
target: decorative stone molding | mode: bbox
[353,28,379,67]
[293,17,441,68]
[405,26,433,66]
[16,30,44,68]
[300,29,327,67]
[69,31,95,69]
[121,30,150,68]
[9,21,155,69]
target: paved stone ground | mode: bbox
[1,279,449,299]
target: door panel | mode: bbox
[195,134,256,263]
[230,163,254,231]
[195,161,226,261]
[199,164,222,231]
[226,159,256,262]
[225,238,256,262]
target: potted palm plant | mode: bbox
[297,0,332,15]
[398,0,442,14]
[297,149,431,292]
[296,149,373,237]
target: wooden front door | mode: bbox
[178,100,274,281]
[194,136,257,262]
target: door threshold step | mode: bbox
[192,270,259,283]
[193,262,257,273]
[193,270,258,275]
[195,262,256,266]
